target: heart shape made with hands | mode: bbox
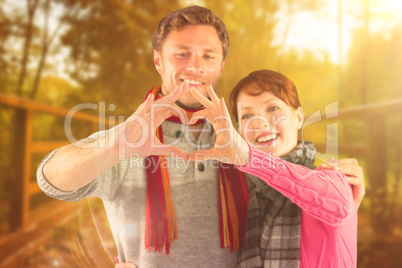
[144,84,249,166]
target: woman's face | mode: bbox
[237,90,303,157]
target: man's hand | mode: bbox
[108,84,189,160]
[317,158,366,209]
[187,85,249,165]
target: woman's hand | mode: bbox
[187,85,250,166]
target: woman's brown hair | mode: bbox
[229,70,301,121]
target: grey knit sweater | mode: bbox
[37,120,237,267]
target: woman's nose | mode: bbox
[250,116,270,129]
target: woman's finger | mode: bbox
[207,85,220,106]
[190,87,216,111]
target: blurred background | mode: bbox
[0,0,401,267]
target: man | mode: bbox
[37,6,365,267]
[39,6,237,267]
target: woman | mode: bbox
[188,70,358,267]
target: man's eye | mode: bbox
[203,55,213,60]
[177,53,188,58]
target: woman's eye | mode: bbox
[268,106,279,112]
[241,114,253,120]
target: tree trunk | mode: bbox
[15,0,39,97]
[30,0,50,99]
[367,115,391,235]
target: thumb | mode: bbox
[316,163,333,170]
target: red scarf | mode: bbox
[144,86,249,254]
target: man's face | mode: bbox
[154,25,226,109]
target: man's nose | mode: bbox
[187,56,203,72]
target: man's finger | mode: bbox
[155,83,185,105]
[346,176,363,186]
[132,93,154,117]
[189,110,210,125]
[337,158,359,165]
[326,157,338,167]
[316,163,334,170]
[336,165,363,178]
[153,105,189,125]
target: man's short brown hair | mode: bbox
[152,6,230,59]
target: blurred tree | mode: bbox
[275,0,321,70]
[15,0,39,96]
[342,21,402,235]
[204,0,326,100]
[0,2,26,94]
[343,26,402,106]
[0,0,74,99]
[30,0,79,99]
[0,1,11,90]
[276,49,338,115]
[59,0,181,117]
[204,0,280,98]
[205,0,337,150]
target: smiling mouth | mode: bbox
[256,133,279,144]
[180,78,204,85]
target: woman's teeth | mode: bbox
[257,134,278,143]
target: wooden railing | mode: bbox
[0,93,107,231]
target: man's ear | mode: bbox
[219,59,226,78]
[154,50,162,74]
[296,106,304,130]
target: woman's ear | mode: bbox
[296,106,304,130]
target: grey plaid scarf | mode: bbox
[237,141,316,268]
